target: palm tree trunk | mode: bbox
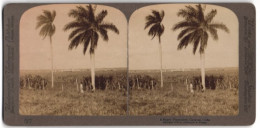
[50,36,54,88]
[159,36,163,88]
[90,53,96,92]
[200,53,206,91]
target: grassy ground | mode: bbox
[129,83,238,116]
[19,69,238,116]
[19,89,127,116]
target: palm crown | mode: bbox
[145,10,165,42]
[64,4,119,54]
[36,10,56,38]
[173,4,229,54]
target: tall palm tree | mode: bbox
[144,10,165,88]
[36,10,56,88]
[173,4,229,91]
[64,4,119,92]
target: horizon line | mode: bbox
[20,66,238,71]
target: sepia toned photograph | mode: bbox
[19,3,239,117]
[19,4,127,115]
[3,2,256,125]
[128,4,238,116]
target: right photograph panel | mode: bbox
[128,4,239,116]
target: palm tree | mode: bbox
[36,10,56,88]
[173,4,229,91]
[144,10,165,88]
[64,4,119,92]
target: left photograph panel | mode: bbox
[19,4,127,116]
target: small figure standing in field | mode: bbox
[190,83,194,93]
[76,78,79,92]
[80,83,84,93]
[185,78,189,92]
[185,78,194,93]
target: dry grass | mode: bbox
[129,84,238,116]
[19,68,238,116]
[20,89,127,115]
[129,69,239,116]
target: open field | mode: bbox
[19,68,238,116]
[19,69,127,115]
[20,89,127,115]
[129,83,238,116]
[129,68,239,115]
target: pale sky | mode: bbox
[20,4,238,70]
[129,4,238,70]
[20,4,127,70]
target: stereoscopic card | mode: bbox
[2,3,255,125]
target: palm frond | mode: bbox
[177,6,197,19]
[68,9,79,18]
[36,15,49,29]
[39,24,51,39]
[196,4,205,22]
[100,23,119,34]
[160,10,165,20]
[144,20,155,29]
[64,21,90,31]
[177,27,196,40]
[43,10,53,21]
[173,21,199,31]
[68,27,88,40]
[177,33,193,50]
[145,14,157,29]
[177,9,190,18]
[152,10,161,20]
[209,23,230,33]
[208,27,218,40]
[177,29,201,50]
[86,4,95,22]
[99,28,108,41]
[185,5,197,15]
[205,9,217,23]
[68,33,85,50]
[96,10,108,23]
[145,15,157,23]
[52,10,56,20]
[148,24,160,39]
[77,6,89,18]
[36,21,47,30]
[188,30,200,43]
